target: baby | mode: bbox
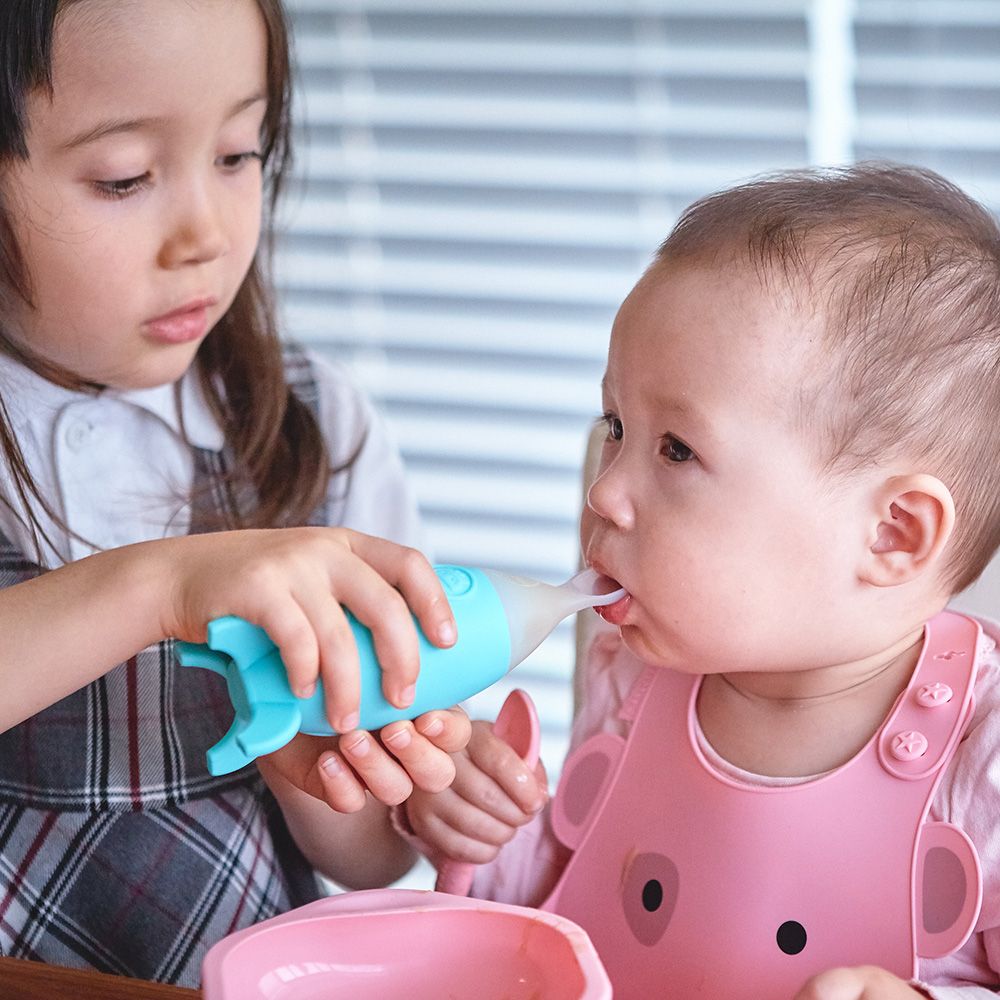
[402,163,1000,1000]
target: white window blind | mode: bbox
[854,1,1000,206]
[277,0,1000,776]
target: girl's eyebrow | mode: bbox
[58,93,267,151]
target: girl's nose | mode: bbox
[158,184,229,269]
[586,456,636,531]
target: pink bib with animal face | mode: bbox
[543,611,983,999]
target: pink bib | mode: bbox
[542,611,984,999]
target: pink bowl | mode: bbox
[202,888,612,999]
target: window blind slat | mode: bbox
[302,92,809,138]
[292,0,808,15]
[297,37,809,79]
[297,147,783,195]
[278,251,635,306]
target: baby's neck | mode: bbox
[696,629,925,778]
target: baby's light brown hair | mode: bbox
[655,163,1000,593]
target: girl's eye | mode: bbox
[661,434,694,463]
[601,412,623,442]
[94,174,150,200]
[218,151,263,171]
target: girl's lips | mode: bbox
[144,299,214,345]
[595,591,631,625]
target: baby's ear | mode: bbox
[862,474,955,587]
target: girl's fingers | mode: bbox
[346,536,458,652]
[291,588,362,733]
[260,733,343,804]
[380,721,456,793]
[263,732,416,814]
[255,598,320,700]
[315,750,368,813]
[325,554,423,711]
[338,729,414,806]
[207,530,464,734]
[414,707,472,754]
[533,759,549,801]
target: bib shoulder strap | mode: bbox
[878,610,981,781]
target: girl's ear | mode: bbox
[862,475,955,587]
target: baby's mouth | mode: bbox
[589,573,631,625]
[591,572,624,598]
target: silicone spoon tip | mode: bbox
[567,567,627,608]
[480,566,629,671]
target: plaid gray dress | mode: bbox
[0,348,325,987]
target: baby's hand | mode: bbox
[794,966,928,1000]
[161,526,456,733]
[403,719,548,865]
[260,706,472,811]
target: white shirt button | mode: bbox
[65,420,91,450]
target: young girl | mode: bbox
[0,0,468,987]
[402,165,1000,999]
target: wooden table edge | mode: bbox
[0,956,200,998]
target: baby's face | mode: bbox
[582,262,879,675]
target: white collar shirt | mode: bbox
[0,349,421,569]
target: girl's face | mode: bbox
[3,0,268,389]
[581,263,884,679]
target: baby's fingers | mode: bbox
[408,798,506,866]
[450,755,543,826]
[464,723,547,815]
[793,966,924,1000]
[417,787,518,849]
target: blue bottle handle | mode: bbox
[174,565,511,775]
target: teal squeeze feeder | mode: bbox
[175,565,625,776]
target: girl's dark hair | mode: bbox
[0,0,333,554]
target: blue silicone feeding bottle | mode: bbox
[175,566,625,775]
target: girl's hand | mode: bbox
[403,719,548,865]
[794,967,929,1000]
[260,706,472,811]
[162,527,457,733]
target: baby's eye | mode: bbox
[661,434,694,463]
[601,412,623,442]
